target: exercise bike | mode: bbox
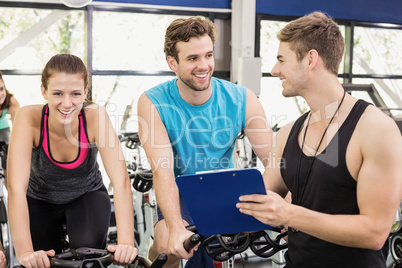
[0,141,16,268]
[13,232,201,268]
[12,247,167,268]
[117,132,154,258]
[183,224,287,266]
[119,132,289,267]
[388,201,402,268]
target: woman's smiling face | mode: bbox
[0,79,6,106]
[42,72,88,123]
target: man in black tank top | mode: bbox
[236,11,402,268]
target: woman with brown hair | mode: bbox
[0,71,20,186]
[7,54,137,268]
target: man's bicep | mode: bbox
[263,160,288,198]
[263,139,288,197]
[244,89,272,167]
[263,124,293,197]
[356,118,402,228]
[137,93,173,172]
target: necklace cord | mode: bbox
[294,90,346,206]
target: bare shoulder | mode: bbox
[356,105,402,154]
[358,105,400,137]
[138,92,152,107]
[83,102,101,111]
[274,120,296,154]
[83,102,108,127]
[245,88,257,98]
[83,103,118,143]
[12,105,43,142]
[245,88,261,106]
[7,95,20,115]
[137,92,154,117]
[83,102,111,119]
[16,105,43,122]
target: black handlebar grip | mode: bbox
[183,233,201,253]
[149,253,168,268]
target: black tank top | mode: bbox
[27,105,104,205]
[280,99,388,268]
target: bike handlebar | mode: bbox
[183,233,201,253]
[130,169,153,192]
[135,253,167,268]
[119,132,141,149]
[12,248,167,268]
[184,224,288,261]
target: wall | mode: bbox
[93,0,402,25]
[256,0,402,24]
[94,0,232,9]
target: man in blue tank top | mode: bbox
[137,16,272,268]
[236,11,402,268]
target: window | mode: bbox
[90,12,191,132]
[352,26,402,110]
[92,75,175,133]
[354,26,402,75]
[259,20,287,74]
[2,75,43,106]
[0,4,228,133]
[258,17,402,128]
[0,6,86,106]
[350,78,402,113]
[0,7,85,69]
[92,12,186,71]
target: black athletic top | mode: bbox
[280,99,388,268]
[27,104,104,204]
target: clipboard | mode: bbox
[176,168,273,236]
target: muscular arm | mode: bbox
[7,106,53,266]
[237,123,293,227]
[239,108,402,250]
[291,108,402,249]
[137,93,192,257]
[88,104,137,264]
[244,89,272,168]
[263,123,292,197]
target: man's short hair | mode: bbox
[164,16,217,62]
[277,11,345,75]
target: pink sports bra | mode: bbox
[41,106,89,169]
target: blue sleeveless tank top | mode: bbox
[27,105,104,204]
[280,99,388,267]
[145,77,247,176]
